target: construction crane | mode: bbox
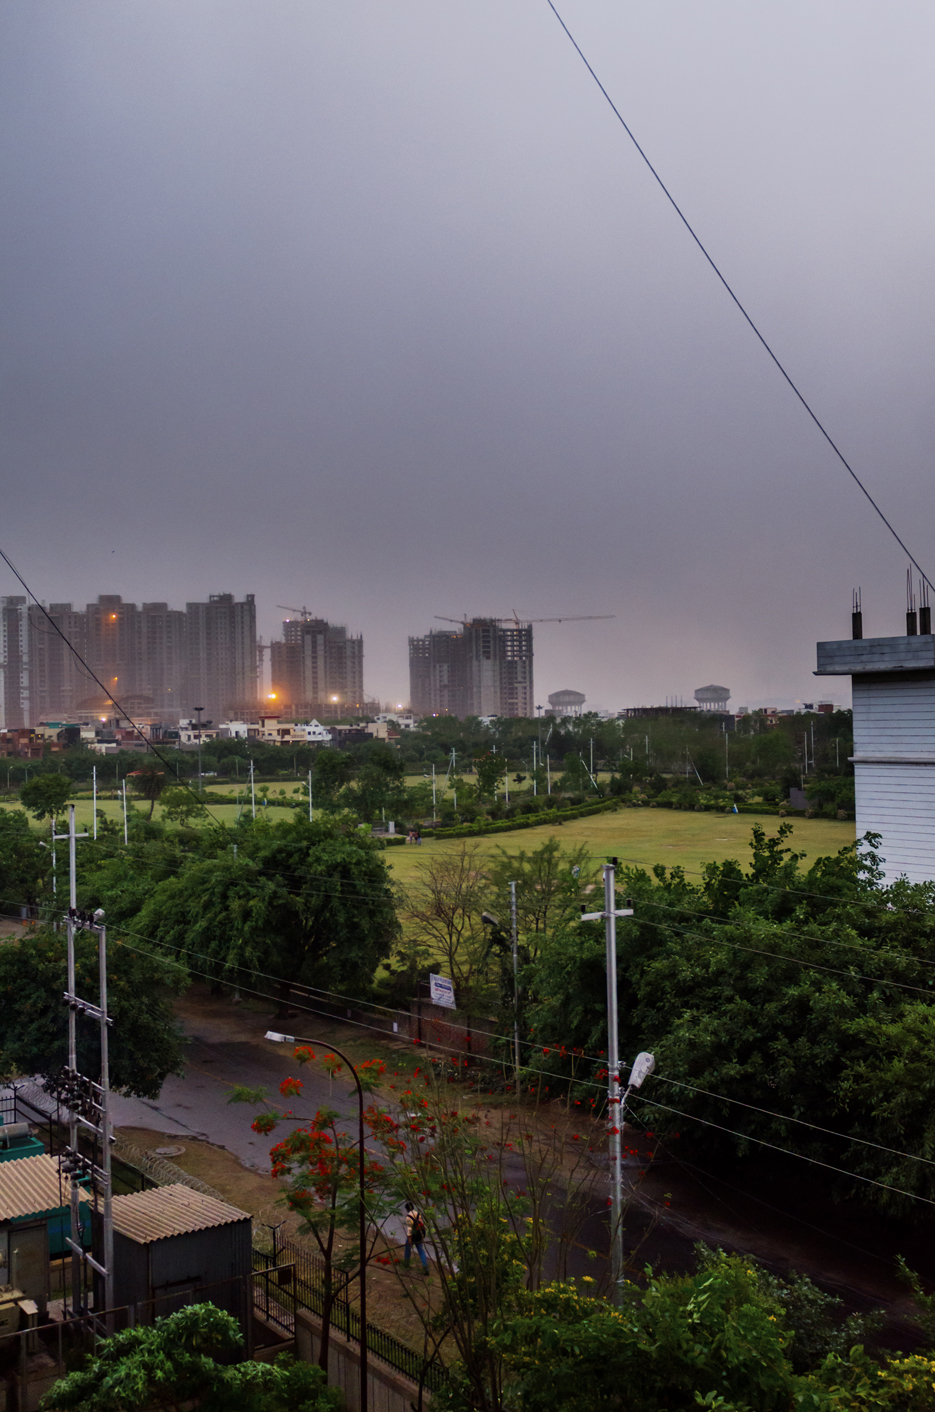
[276,604,317,620]
[434,612,615,626]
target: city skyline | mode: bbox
[2,4,932,713]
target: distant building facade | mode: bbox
[816,628,935,885]
[269,616,364,717]
[0,592,256,728]
[409,619,534,719]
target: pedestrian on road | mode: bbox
[403,1200,430,1273]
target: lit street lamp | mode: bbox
[265,1031,370,1412]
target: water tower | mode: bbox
[547,689,586,718]
[694,685,731,711]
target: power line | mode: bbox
[629,1092,935,1211]
[631,892,935,978]
[6,885,935,1211]
[544,1,934,593]
[7,885,935,1181]
[652,1074,935,1172]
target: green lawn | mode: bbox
[0,796,855,886]
[382,807,855,886]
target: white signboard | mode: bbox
[429,974,456,1009]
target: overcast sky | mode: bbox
[2,2,933,712]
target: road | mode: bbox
[110,989,363,1170]
[109,988,930,1342]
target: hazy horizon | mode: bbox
[3,2,933,714]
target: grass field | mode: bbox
[0,792,855,884]
[382,808,855,886]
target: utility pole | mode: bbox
[432,762,437,815]
[546,754,551,795]
[121,778,128,845]
[92,766,97,840]
[308,769,313,823]
[580,860,634,1302]
[249,759,256,819]
[509,883,521,1095]
[532,741,537,796]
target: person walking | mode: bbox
[403,1200,430,1273]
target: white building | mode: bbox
[816,633,935,885]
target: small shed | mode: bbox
[0,1153,89,1314]
[99,1185,252,1332]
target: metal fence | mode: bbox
[253,1238,450,1393]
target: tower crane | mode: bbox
[434,612,615,626]
[277,604,316,620]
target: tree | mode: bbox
[126,816,400,1002]
[20,773,72,820]
[41,1302,340,1412]
[128,760,168,818]
[232,1047,391,1370]
[0,809,47,911]
[489,1250,894,1412]
[474,752,506,800]
[159,785,201,825]
[354,1054,615,1411]
[403,842,494,1008]
[0,927,186,1098]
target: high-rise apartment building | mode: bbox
[185,593,257,721]
[1,597,29,729]
[408,619,533,719]
[270,616,364,716]
[1,592,256,726]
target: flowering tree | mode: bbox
[231,1048,391,1369]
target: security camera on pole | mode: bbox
[580,858,654,1302]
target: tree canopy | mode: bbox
[41,1302,340,1412]
[20,772,73,820]
[0,927,186,1098]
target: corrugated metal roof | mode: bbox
[111,1184,250,1244]
[0,1153,88,1221]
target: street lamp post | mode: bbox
[265,1031,369,1412]
[194,706,205,790]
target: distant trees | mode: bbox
[129,760,168,818]
[19,773,72,820]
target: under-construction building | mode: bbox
[409,619,534,719]
[270,616,364,717]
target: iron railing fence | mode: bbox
[252,1241,450,1393]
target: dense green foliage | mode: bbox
[76,813,400,999]
[0,926,185,1097]
[474,1250,935,1412]
[41,1302,340,1412]
[20,772,73,819]
[523,825,935,1216]
[0,808,47,909]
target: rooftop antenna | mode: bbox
[907,569,918,636]
[921,579,931,636]
[851,588,862,641]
